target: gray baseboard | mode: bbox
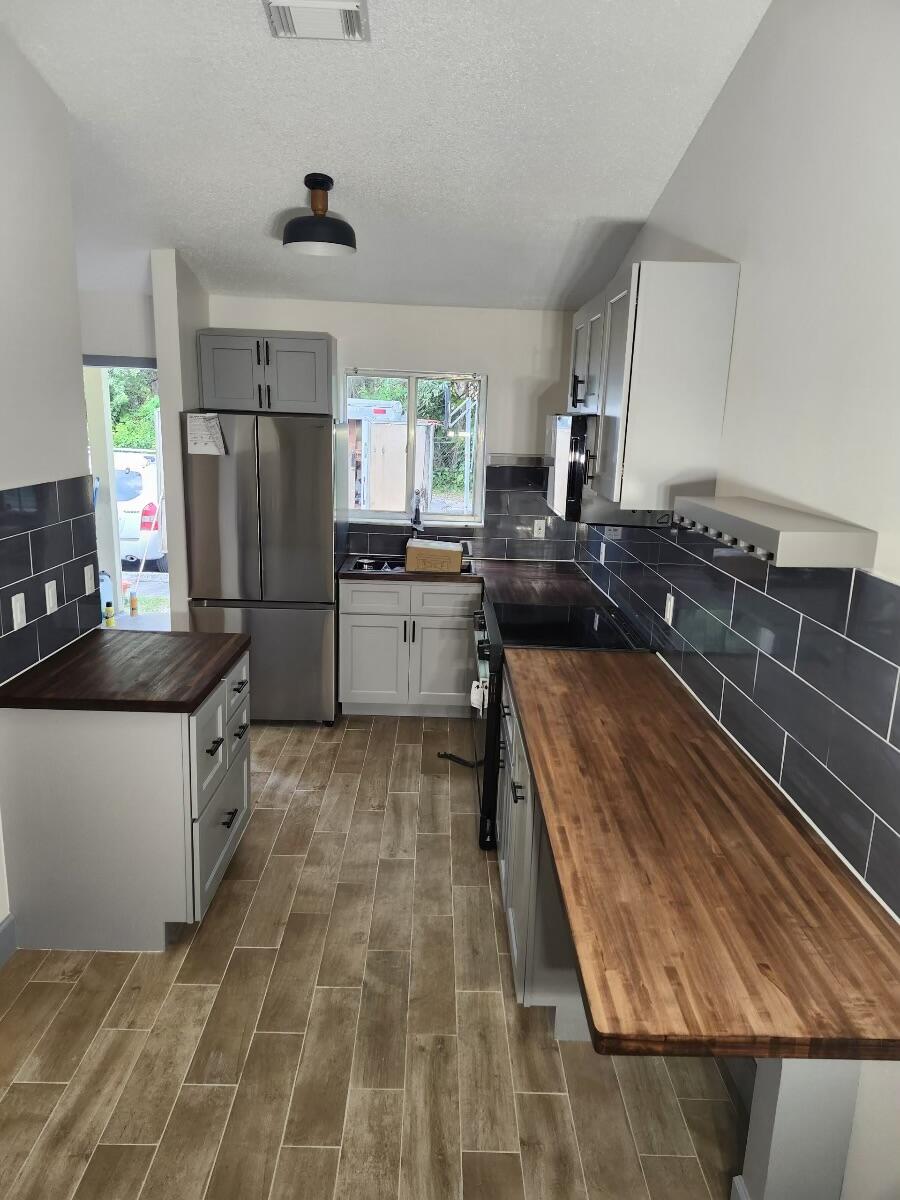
[0,913,16,966]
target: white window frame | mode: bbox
[345,369,487,526]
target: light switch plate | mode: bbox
[599,542,606,565]
[45,580,58,614]
[533,518,546,539]
[606,526,622,540]
[84,563,95,594]
[11,593,26,630]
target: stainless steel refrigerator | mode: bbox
[182,411,337,721]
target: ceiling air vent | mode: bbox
[264,0,370,41]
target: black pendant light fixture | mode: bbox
[282,172,357,256]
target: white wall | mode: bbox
[207,294,570,456]
[79,290,156,360]
[0,30,88,491]
[624,0,900,580]
[842,1062,900,1200]
[150,249,209,625]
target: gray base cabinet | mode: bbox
[199,328,334,415]
[0,653,252,951]
[339,579,481,716]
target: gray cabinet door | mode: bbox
[199,334,264,411]
[264,336,331,414]
[339,613,410,705]
[407,615,474,707]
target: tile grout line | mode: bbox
[609,1056,655,1200]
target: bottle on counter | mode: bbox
[129,591,138,616]
[104,602,116,627]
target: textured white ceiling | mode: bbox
[0,0,770,308]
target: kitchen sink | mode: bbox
[349,557,474,574]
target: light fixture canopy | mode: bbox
[283,172,357,255]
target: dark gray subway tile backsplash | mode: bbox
[576,519,900,917]
[0,474,100,686]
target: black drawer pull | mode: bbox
[502,704,511,718]
[511,782,524,804]
[232,679,249,694]
[206,737,224,757]
[221,808,239,829]
[233,723,249,741]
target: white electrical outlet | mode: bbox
[11,593,26,630]
[599,542,606,565]
[533,518,546,539]
[84,563,95,594]
[44,580,58,614]
[664,592,675,625]
[606,526,622,541]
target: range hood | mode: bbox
[673,496,878,569]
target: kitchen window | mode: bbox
[346,371,486,524]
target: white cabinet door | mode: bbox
[407,616,474,707]
[199,334,264,411]
[340,580,411,615]
[339,613,410,705]
[597,262,640,502]
[566,313,589,413]
[264,335,331,415]
[410,582,482,618]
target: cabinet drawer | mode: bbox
[226,699,251,767]
[193,743,250,921]
[224,652,250,716]
[190,682,228,818]
[410,582,482,617]
[340,580,411,614]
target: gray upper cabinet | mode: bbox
[198,329,334,415]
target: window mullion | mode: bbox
[406,374,417,518]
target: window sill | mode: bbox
[349,517,485,529]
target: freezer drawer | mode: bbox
[190,603,335,722]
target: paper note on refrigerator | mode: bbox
[186,413,226,455]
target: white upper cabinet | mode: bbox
[199,329,334,415]
[566,261,740,510]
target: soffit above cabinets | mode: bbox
[673,495,878,569]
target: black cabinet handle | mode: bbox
[502,704,511,718]
[256,340,261,365]
[206,737,224,757]
[233,723,249,741]
[232,679,248,694]
[257,383,262,409]
[511,781,524,804]
[265,340,270,366]
[403,619,407,643]
[411,620,416,643]
[571,372,586,405]
[221,807,239,829]
[266,384,272,409]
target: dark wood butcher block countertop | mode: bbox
[0,629,250,713]
[478,560,599,606]
[504,648,900,1059]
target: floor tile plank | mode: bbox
[400,1033,461,1200]
[176,880,257,985]
[389,743,421,792]
[488,861,508,951]
[291,833,346,914]
[340,810,385,884]
[414,835,452,918]
[316,882,374,987]
[665,1057,730,1101]
[370,859,415,951]
[0,952,49,1020]
[0,984,72,1087]
[0,1082,66,1195]
[335,728,371,773]
[515,1091,588,1200]
[640,1156,710,1200]
[224,809,286,882]
[205,1032,303,1200]
[101,984,216,1145]
[454,887,501,991]
[355,719,397,812]
[270,1146,339,1200]
[560,1042,648,1200]
[7,1028,146,1200]
[19,953,137,1084]
[32,952,94,985]
[451,814,489,885]
[333,1088,403,1200]
[71,1144,154,1200]
[184,948,276,1085]
[103,928,194,1030]
[138,1084,234,1200]
[351,950,409,1089]
[417,775,450,834]
[250,727,291,773]
[680,1099,741,1199]
[314,715,347,744]
[500,954,565,1094]
[258,752,310,808]
[421,729,449,776]
[380,793,418,859]
[613,1057,695,1157]
[462,1152,526,1200]
[272,792,323,856]
[237,855,304,948]
[315,773,360,833]
[283,987,360,1147]
[396,716,423,745]
[296,742,341,791]
[258,912,330,1033]
[408,912,456,1036]
[458,990,518,1152]
[283,724,320,756]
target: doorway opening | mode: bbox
[83,359,171,629]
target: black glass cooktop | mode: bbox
[493,601,650,651]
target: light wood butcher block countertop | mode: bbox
[503,648,900,1059]
[0,629,250,713]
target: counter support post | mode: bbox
[731,1059,859,1200]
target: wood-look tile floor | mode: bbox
[0,715,741,1200]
